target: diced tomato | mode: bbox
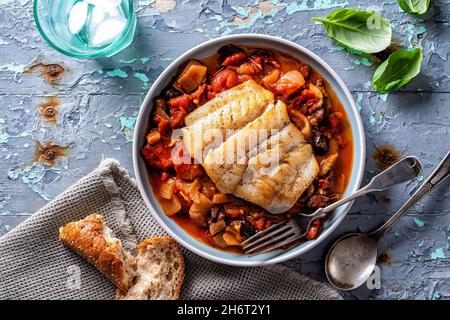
[210,68,239,93]
[237,74,254,83]
[168,94,192,110]
[318,178,333,191]
[275,70,305,96]
[222,52,247,66]
[236,62,256,75]
[155,116,170,133]
[191,84,207,105]
[161,172,169,181]
[300,89,317,101]
[248,56,263,73]
[169,108,187,129]
[171,143,203,180]
[306,219,321,240]
[141,143,173,170]
[328,112,344,134]
[254,217,265,232]
[174,163,203,180]
[261,69,280,90]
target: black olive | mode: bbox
[312,132,328,155]
[240,220,256,238]
[163,87,182,100]
[218,44,244,58]
[209,206,219,223]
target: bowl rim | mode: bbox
[133,34,366,267]
[33,0,136,59]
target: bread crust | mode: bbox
[60,215,185,300]
[59,213,133,292]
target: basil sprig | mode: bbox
[312,8,392,54]
[372,48,423,93]
[398,0,430,14]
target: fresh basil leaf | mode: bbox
[372,48,423,93]
[397,0,430,14]
[312,8,392,54]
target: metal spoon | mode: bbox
[325,150,450,291]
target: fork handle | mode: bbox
[370,150,450,239]
[311,156,422,218]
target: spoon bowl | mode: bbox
[325,233,378,290]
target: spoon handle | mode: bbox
[319,156,422,215]
[370,150,450,239]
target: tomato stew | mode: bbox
[142,45,353,252]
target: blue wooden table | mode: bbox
[0,0,448,300]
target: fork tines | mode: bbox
[241,221,300,254]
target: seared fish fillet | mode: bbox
[203,101,292,193]
[182,80,274,161]
[181,81,319,214]
[235,131,317,213]
[184,80,274,126]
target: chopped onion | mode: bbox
[160,193,181,216]
[189,192,213,227]
[224,207,243,218]
[290,109,312,139]
[159,179,175,200]
[261,69,280,89]
[213,233,229,248]
[309,83,323,100]
[188,179,201,198]
[209,219,226,236]
[223,232,241,246]
[212,193,230,204]
[192,192,213,210]
[319,153,339,177]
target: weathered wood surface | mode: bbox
[0,0,448,300]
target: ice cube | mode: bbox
[68,1,89,35]
[89,17,127,47]
[88,5,108,36]
[84,0,121,11]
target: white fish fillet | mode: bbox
[182,80,274,162]
[181,80,319,214]
[203,101,292,193]
[184,80,274,126]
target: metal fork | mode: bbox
[241,156,422,254]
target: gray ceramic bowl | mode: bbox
[133,34,366,266]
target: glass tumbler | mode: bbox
[34,0,137,58]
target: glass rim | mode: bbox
[33,0,135,59]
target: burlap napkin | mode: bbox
[0,159,341,300]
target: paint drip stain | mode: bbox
[377,251,391,264]
[33,141,68,166]
[27,63,65,83]
[37,97,60,125]
[373,145,401,170]
[378,194,391,203]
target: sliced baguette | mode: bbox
[59,214,185,300]
[59,213,136,292]
[116,237,185,300]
